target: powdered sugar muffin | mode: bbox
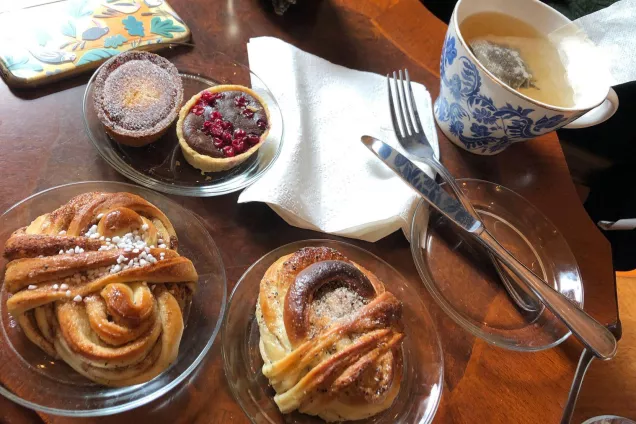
[93,51,183,147]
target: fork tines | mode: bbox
[387,69,424,138]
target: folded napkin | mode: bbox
[238,37,439,242]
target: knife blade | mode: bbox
[361,135,482,234]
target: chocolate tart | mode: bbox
[176,85,270,172]
[93,51,183,147]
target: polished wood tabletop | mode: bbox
[0,0,620,423]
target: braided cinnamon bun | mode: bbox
[2,192,198,387]
[256,247,404,422]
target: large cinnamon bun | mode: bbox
[256,247,404,422]
[2,192,197,387]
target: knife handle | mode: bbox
[476,229,617,360]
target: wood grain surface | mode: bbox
[572,275,636,422]
[0,0,620,423]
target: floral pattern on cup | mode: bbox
[434,34,574,155]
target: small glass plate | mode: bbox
[82,44,284,197]
[582,416,636,424]
[0,181,227,416]
[222,239,443,424]
[411,179,583,351]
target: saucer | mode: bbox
[222,239,443,423]
[410,179,583,351]
[0,181,226,416]
[83,44,284,197]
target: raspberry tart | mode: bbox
[176,85,270,172]
[93,51,183,147]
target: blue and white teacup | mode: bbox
[434,0,619,155]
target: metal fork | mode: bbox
[388,69,541,313]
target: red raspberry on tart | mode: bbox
[176,85,270,172]
[93,51,183,147]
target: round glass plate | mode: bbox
[82,44,284,196]
[582,416,636,424]
[222,239,443,424]
[411,179,583,351]
[0,181,227,416]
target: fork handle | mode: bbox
[561,348,595,424]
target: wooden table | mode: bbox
[0,0,620,423]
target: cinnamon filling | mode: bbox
[284,260,377,344]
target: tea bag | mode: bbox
[470,40,536,90]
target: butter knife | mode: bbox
[361,135,617,360]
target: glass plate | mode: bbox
[222,239,443,424]
[0,181,227,416]
[411,179,583,351]
[82,44,284,197]
[582,416,636,424]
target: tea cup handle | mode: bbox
[563,88,619,129]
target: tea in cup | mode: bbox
[434,0,618,155]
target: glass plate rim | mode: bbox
[410,178,584,352]
[221,238,444,424]
[0,180,228,417]
[81,43,285,197]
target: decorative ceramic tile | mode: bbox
[0,0,190,87]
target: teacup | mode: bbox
[434,0,619,155]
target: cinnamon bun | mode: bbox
[2,192,197,387]
[256,247,404,421]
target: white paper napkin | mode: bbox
[547,0,636,106]
[238,37,439,242]
[572,0,636,86]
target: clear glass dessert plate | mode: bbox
[411,179,583,351]
[222,239,443,424]
[82,43,284,196]
[0,181,227,416]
